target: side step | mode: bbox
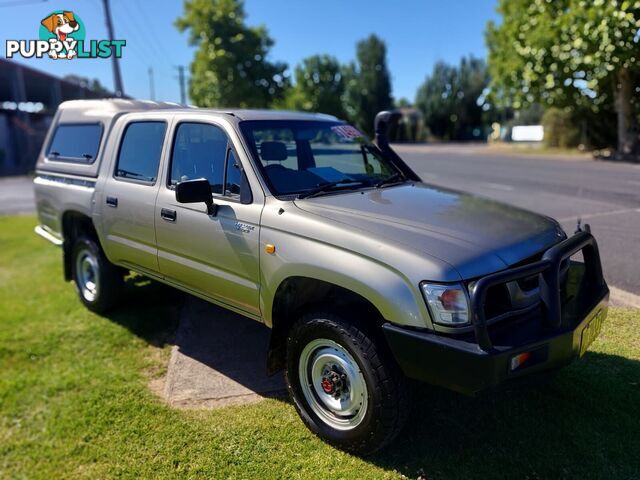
[34,225,63,246]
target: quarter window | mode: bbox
[170,123,228,194]
[47,124,102,163]
[224,150,242,198]
[115,121,166,183]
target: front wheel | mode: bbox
[285,312,410,454]
[71,236,123,313]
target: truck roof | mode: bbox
[37,99,342,179]
[56,98,340,122]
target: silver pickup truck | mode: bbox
[34,99,609,453]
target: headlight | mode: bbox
[421,282,470,326]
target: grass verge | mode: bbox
[1,215,638,479]
[487,142,595,160]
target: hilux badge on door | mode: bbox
[234,222,254,233]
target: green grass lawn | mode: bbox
[1,215,639,479]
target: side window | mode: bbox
[224,150,242,198]
[169,123,228,194]
[47,124,102,163]
[115,121,166,183]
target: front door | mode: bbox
[100,119,168,275]
[154,120,262,317]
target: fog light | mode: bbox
[510,352,532,371]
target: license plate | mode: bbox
[580,309,605,356]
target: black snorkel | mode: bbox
[373,111,421,182]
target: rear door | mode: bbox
[99,116,170,275]
[154,118,263,317]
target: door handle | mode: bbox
[106,196,118,207]
[161,208,177,222]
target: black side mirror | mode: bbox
[175,178,218,216]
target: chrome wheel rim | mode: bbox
[76,248,99,302]
[298,338,368,431]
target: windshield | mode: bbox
[240,120,400,197]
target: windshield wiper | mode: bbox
[375,172,405,188]
[297,179,366,199]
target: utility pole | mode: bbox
[101,0,124,97]
[148,67,155,100]
[175,65,186,104]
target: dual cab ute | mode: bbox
[34,100,609,453]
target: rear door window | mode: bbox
[47,124,102,163]
[115,121,167,183]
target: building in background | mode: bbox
[0,59,116,176]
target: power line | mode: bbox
[130,0,177,65]
[108,0,167,67]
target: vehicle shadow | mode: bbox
[368,351,640,479]
[104,274,183,348]
[104,278,285,403]
[166,295,286,405]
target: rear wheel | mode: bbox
[71,236,123,313]
[285,312,410,454]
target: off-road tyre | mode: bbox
[285,311,410,454]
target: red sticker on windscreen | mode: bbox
[331,125,364,139]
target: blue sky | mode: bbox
[2,0,498,104]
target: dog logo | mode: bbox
[40,11,82,59]
[5,10,125,61]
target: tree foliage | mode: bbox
[487,0,640,154]
[281,55,347,119]
[415,56,490,140]
[343,34,393,136]
[175,0,289,108]
[542,107,580,148]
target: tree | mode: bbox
[282,55,347,118]
[415,56,491,140]
[487,0,640,157]
[175,0,289,108]
[395,98,412,108]
[343,34,393,136]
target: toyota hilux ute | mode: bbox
[34,99,609,454]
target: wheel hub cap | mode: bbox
[76,249,99,302]
[298,338,369,431]
[320,377,334,394]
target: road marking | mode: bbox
[609,286,640,308]
[483,182,514,191]
[558,208,640,223]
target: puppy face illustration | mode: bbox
[41,11,79,42]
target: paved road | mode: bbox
[395,144,640,295]
[3,147,638,296]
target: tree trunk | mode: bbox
[614,67,635,159]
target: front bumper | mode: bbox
[383,231,609,395]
